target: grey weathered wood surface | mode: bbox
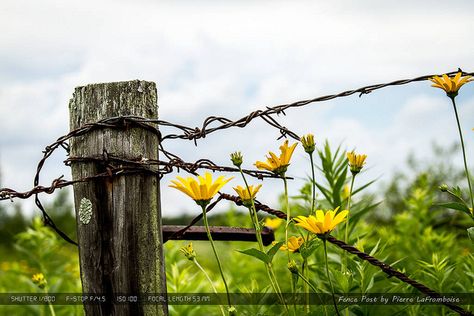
[69,80,167,315]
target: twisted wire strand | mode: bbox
[326,236,473,316]
[213,195,473,316]
[0,69,472,259]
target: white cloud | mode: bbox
[1,0,473,217]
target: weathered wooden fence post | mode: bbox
[69,80,167,315]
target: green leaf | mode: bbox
[315,182,333,205]
[291,272,299,289]
[349,201,381,229]
[352,179,377,196]
[237,248,270,263]
[334,156,348,178]
[436,202,471,215]
[368,240,381,256]
[443,186,469,204]
[300,239,320,259]
[266,242,284,262]
[333,170,347,207]
[468,227,474,243]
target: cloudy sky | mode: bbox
[1,0,473,217]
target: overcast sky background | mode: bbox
[1,0,473,218]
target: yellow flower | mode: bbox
[233,184,262,206]
[429,72,472,98]
[347,151,367,175]
[301,134,315,154]
[255,140,298,175]
[280,236,304,252]
[264,217,283,230]
[169,172,233,206]
[180,243,196,261]
[32,273,47,289]
[294,208,349,235]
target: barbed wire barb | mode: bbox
[0,69,472,250]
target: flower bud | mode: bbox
[180,243,196,261]
[228,306,237,315]
[347,151,367,175]
[301,134,315,154]
[32,273,47,289]
[439,184,449,192]
[230,151,243,168]
[287,260,299,274]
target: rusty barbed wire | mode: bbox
[326,236,473,316]
[159,68,473,142]
[181,193,472,316]
[219,193,289,219]
[4,69,469,202]
[0,69,472,247]
[0,70,473,314]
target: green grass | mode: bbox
[0,142,473,315]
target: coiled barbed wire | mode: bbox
[0,70,472,315]
[0,69,471,251]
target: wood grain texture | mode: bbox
[69,80,167,315]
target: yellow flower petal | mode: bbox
[333,210,349,227]
[315,210,325,222]
[430,72,472,95]
[169,172,232,203]
[255,140,297,175]
[264,217,282,230]
[296,208,348,235]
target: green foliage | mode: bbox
[0,202,28,249]
[237,242,283,264]
[315,140,348,209]
[0,141,473,315]
[0,216,81,316]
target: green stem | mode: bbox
[302,258,310,314]
[238,169,288,312]
[305,152,316,312]
[283,176,291,264]
[239,170,264,250]
[343,177,356,316]
[201,205,232,309]
[310,153,316,215]
[44,288,56,316]
[268,265,287,306]
[193,259,226,316]
[344,176,355,244]
[323,240,340,316]
[283,176,297,315]
[296,269,318,293]
[450,97,474,210]
[343,175,356,276]
[299,265,328,316]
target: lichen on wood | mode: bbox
[69,80,167,316]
